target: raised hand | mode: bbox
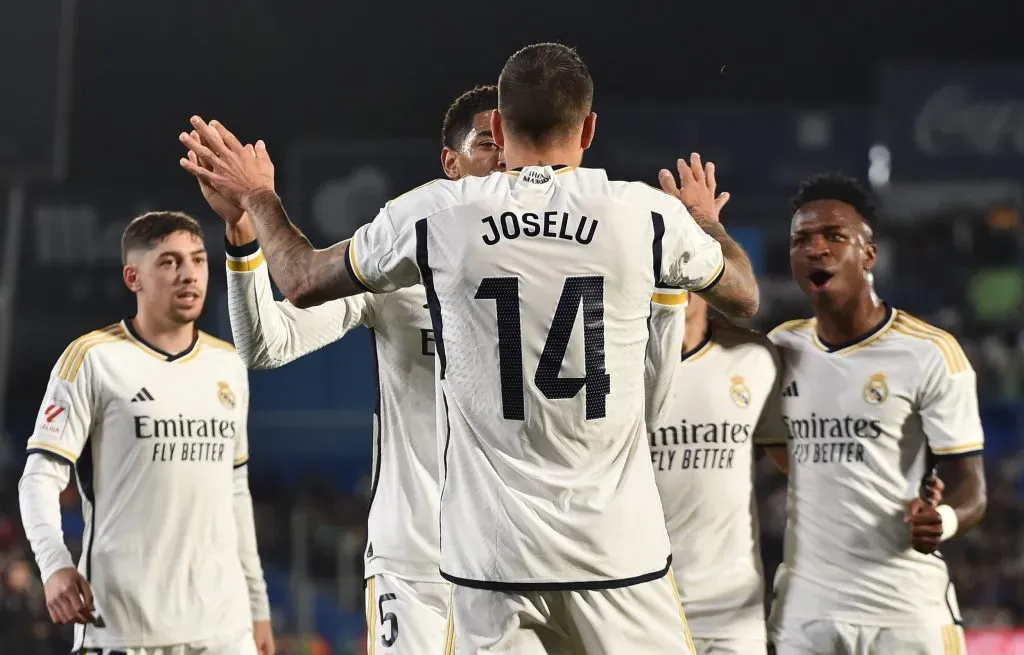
[658,153,731,223]
[186,132,244,225]
[179,116,275,205]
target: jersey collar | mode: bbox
[503,164,577,176]
[122,317,200,362]
[811,304,896,355]
[680,324,714,363]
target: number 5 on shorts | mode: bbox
[378,593,399,647]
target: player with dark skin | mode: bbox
[762,174,985,554]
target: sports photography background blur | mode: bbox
[1,1,1024,653]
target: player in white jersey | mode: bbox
[648,287,787,655]
[179,42,759,654]
[764,174,987,655]
[18,212,274,655]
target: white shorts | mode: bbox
[365,573,449,654]
[81,632,257,655]
[692,636,767,655]
[444,571,695,655]
[772,619,966,655]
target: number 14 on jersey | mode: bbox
[474,276,610,421]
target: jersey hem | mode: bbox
[771,610,956,629]
[691,259,726,293]
[79,622,250,650]
[440,556,672,592]
[931,448,983,461]
[364,569,446,585]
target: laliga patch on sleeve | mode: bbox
[36,400,70,438]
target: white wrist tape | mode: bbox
[936,504,959,542]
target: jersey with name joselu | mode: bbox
[26,321,251,648]
[649,318,785,640]
[768,308,983,627]
[223,243,439,583]
[348,165,725,588]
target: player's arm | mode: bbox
[657,156,759,318]
[908,346,987,552]
[18,345,98,624]
[231,379,273,631]
[225,218,376,369]
[754,344,789,474]
[644,288,687,425]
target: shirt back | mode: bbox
[350,166,724,588]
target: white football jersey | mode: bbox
[649,315,785,640]
[768,307,983,628]
[224,243,440,582]
[349,165,725,587]
[25,321,251,649]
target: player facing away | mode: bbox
[764,174,987,655]
[179,42,759,654]
[18,213,274,655]
[203,87,505,655]
[648,283,787,655]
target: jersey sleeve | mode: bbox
[753,343,788,447]
[226,239,377,368]
[234,372,251,468]
[658,202,725,292]
[644,290,687,425]
[347,203,423,294]
[918,344,984,458]
[25,344,99,464]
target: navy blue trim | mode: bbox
[224,238,260,258]
[697,264,726,293]
[931,448,984,461]
[680,324,713,362]
[123,318,198,361]
[76,437,97,645]
[651,211,665,286]
[817,304,892,353]
[343,243,374,293]
[233,459,249,469]
[440,556,672,592]
[367,329,383,511]
[26,448,73,466]
[415,219,447,379]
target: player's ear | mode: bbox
[440,147,460,180]
[580,112,597,151]
[863,240,878,272]
[491,110,505,149]
[123,265,142,293]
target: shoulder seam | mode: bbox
[768,318,811,337]
[891,313,970,374]
[57,323,127,382]
[199,332,236,352]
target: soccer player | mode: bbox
[648,285,786,655]
[18,212,274,655]
[765,173,987,655]
[180,42,759,653]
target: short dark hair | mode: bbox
[441,85,498,150]
[791,172,878,230]
[498,42,593,144]
[122,211,205,264]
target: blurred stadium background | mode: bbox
[2,1,1024,653]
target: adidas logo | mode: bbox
[130,387,155,403]
[781,381,799,398]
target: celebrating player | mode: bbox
[765,173,987,655]
[18,212,274,655]
[180,42,758,653]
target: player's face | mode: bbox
[443,110,503,179]
[130,231,209,324]
[789,200,877,303]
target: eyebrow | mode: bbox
[157,247,208,257]
[474,130,493,139]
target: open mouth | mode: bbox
[175,290,200,302]
[808,270,834,290]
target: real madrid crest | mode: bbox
[729,375,751,408]
[863,372,888,405]
[217,381,236,409]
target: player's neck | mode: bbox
[131,312,196,355]
[812,291,887,346]
[502,142,582,171]
[682,308,709,353]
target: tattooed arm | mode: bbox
[241,188,363,308]
[690,208,759,319]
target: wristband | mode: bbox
[936,504,959,542]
